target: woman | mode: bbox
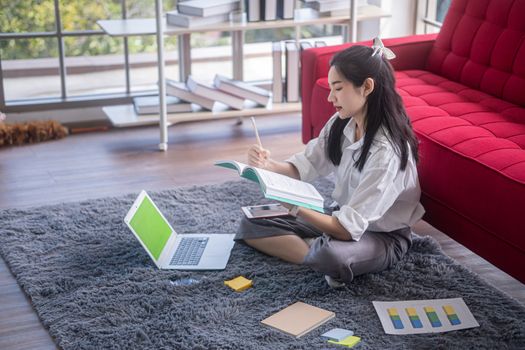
[236,39,424,288]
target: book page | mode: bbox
[255,168,322,201]
[214,160,247,174]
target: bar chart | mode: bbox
[373,298,479,334]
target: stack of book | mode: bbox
[166,0,240,28]
[301,0,351,14]
[133,76,270,116]
[246,0,296,22]
[214,74,271,106]
[186,75,245,110]
[166,79,216,110]
[133,95,193,115]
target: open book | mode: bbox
[215,160,324,213]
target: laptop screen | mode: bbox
[129,194,172,260]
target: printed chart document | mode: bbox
[261,302,335,338]
[373,298,479,335]
[214,160,324,212]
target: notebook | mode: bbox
[124,190,235,270]
[261,302,335,338]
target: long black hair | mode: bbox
[327,45,419,171]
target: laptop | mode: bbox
[124,190,235,270]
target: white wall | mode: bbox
[380,0,417,38]
[358,0,417,41]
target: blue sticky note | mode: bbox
[321,328,354,341]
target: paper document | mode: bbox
[373,298,479,335]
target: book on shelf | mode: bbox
[133,95,193,115]
[285,41,300,102]
[245,0,261,22]
[187,75,245,110]
[166,10,229,27]
[166,79,215,110]
[214,74,271,106]
[262,0,278,21]
[299,41,313,51]
[305,0,350,13]
[293,7,320,20]
[177,0,240,17]
[300,40,326,51]
[272,41,284,103]
[277,0,295,19]
[261,302,335,338]
[214,160,325,212]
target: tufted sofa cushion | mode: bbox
[426,0,525,107]
[397,70,525,261]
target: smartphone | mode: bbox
[241,203,290,219]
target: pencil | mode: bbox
[250,116,263,149]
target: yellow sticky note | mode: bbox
[328,335,361,347]
[224,276,253,292]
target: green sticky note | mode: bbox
[328,335,361,347]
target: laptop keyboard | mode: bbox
[170,237,209,266]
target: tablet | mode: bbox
[241,203,290,219]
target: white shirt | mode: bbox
[287,114,425,241]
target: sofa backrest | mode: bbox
[426,0,525,107]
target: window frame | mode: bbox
[0,0,136,113]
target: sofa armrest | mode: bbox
[301,34,438,143]
[382,34,438,70]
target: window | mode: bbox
[0,0,346,114]
[416,0,451,34]
[0,0,177,110]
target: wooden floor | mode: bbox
[0,114,523,349]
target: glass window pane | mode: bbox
[190,31,232,83]
[1,38,61,101]
[60,0,121,31]
[125,0,177,18]
[435,0,451,23]
[128,35,179,93]
[1,0,56,33]
[64,35,126,96]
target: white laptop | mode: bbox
[124,190,235,270]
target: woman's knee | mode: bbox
[304,243,351,279]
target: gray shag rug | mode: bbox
[1,179,524,350]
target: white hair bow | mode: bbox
[371,37,396,60]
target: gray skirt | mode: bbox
[236,213,412,283]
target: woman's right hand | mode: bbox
[248,144,271,169]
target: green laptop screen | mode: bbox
[129,195,172,260]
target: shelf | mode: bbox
[97,5,390,37]
[98,1,390,147]
[104,102,302,127]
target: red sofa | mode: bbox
[300,0,525,283]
